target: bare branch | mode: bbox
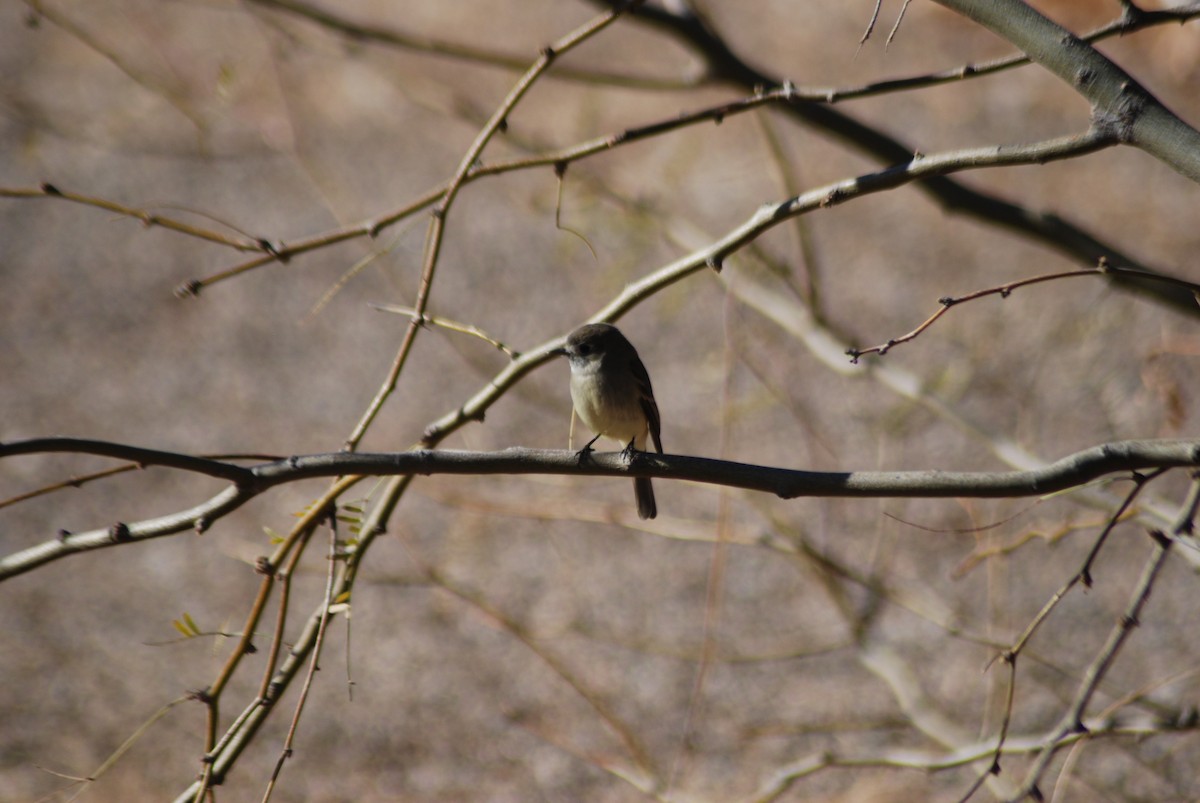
[592,0,1200,316]
[4,438,1198,583]
[848,263,1200,361]
[932,0,1200,181]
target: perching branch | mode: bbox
[4,437,1198,582]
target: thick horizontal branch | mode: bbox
[3,438,1198,583]
[255,439,1200,498]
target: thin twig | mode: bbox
[369,304,519,357]
[342,4,634,450]
[967,470,1166,799]
[260,519,340,802]
[848,263,1200,361]
[0,184,266,252]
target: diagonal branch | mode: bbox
[592,0,1200,316]
[932,0,1200,181]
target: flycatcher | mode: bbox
[556,323,663,519]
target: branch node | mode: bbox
[193,516,210,535]
[174,279,203,299]
[255,556,275,577]
[820,188,844,207]
[1147,528,1173,549]
[188,687,213,705]
[260,239,287,261]
[109,522,131,542]
[706,255,723,273]
[40,182,61,195]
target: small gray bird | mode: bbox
[556,323,663,519]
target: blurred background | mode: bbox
[3,1,1200,800]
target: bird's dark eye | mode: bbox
[577,344,591,356]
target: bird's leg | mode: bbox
[576,432,603,464]
[620,437,639,463]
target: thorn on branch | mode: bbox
[57,528,71,542]
[706,255,723,273]
[40,182,61,195]
[194,516,210,535]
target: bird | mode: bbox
[555,323,663,519]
